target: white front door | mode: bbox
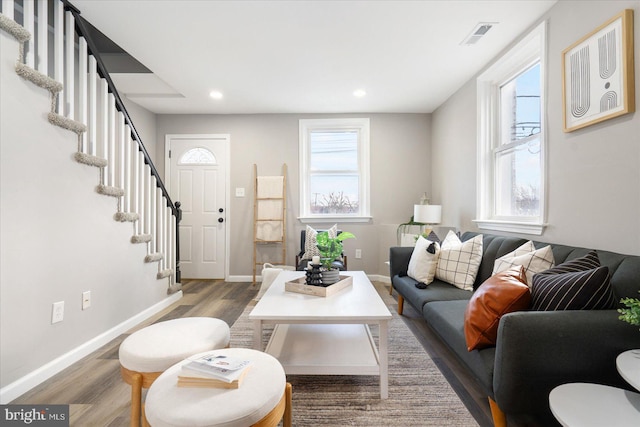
[167,135,229,279]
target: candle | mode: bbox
[312,255,320,265]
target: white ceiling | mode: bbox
[72,0,557,115]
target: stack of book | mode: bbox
[178,353,253,389]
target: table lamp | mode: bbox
[413,203,442,236]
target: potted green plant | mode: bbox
[316,231,355,284]
[619,291,640,331]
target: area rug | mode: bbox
[230,284,478,426]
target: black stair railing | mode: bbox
[63,0,181,283]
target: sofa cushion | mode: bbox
[493,241,555,285]
[540,250,601,272]
[393,276,471,312]
[461,233,529,289]
[539,244,640,303]
[464,266,531,351]
[531,252,617,310]
[436,231,483,291]
[407,236,440,285]
[423,300,496,394]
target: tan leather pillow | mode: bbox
[464,265,531,351]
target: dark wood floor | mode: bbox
[11,279,532,426]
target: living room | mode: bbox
[1,0,639,425]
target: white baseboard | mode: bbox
[368,274,391,284]
[0,291,183,404]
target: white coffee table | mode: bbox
[549,382,640,426]
[617,349,640,391]
[249,270,393,398]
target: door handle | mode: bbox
[219,208,224,213]
[218,218,224,223]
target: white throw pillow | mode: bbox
[435,231,483,291]
[302,224,337,260]
[407,236,440,285]
[493,241,555,286]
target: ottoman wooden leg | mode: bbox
[142,404,150,427]
[130,372,142,427]
[284,382,292,427]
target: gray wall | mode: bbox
[432,0,640,255]
[156,113,432,276]
[123,96,157,163]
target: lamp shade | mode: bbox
[414,204,442,224]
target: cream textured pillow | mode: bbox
[435,231,483,291]
[493,241,555,286]
[407,236,440,285]
[302,224,337,260]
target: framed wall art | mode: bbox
[562,9,635,132]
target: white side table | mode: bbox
[617,349,640,391]
[549,383,640,427]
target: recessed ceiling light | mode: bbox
[353,89,367,98]
[209,91,223,99]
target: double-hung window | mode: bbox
[299,118,370,222]
[476,22,547,235]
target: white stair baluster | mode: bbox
[157,189,164,260]
[145,165,152,237]
[107,94,116,187]
[2,0,15,20]
[36,0,47,75]
[88,56,97,156]
[131,141,139,224]
[54,0,64,113]
[23,0,34,67]
[118,114,125,196]
[137,152,145,235]
[78,38,88,150]
[159,195,165,269]
[123,125,131,213]
[64,11,74,119]
[151,176,157,254]
[98,79,110,156]
[105,93,116,166]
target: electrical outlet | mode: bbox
[235,187,245,197]
[82,291,91,310]
[52,301,64,324]
[355,249,362,259]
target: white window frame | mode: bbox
[474,21,547,235]
[298,118,371,223]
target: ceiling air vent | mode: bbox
[461,22,497,46]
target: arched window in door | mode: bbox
[179,147,216,165]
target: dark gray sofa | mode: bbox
[390,232,640,426]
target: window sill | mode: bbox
[298,216,372,224]
[473,219,547,235]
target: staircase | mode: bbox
[0,0,180,289]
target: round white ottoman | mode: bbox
[119,317,231,427]
[145,348,292,427]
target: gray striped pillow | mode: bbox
[531,251,616,310]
